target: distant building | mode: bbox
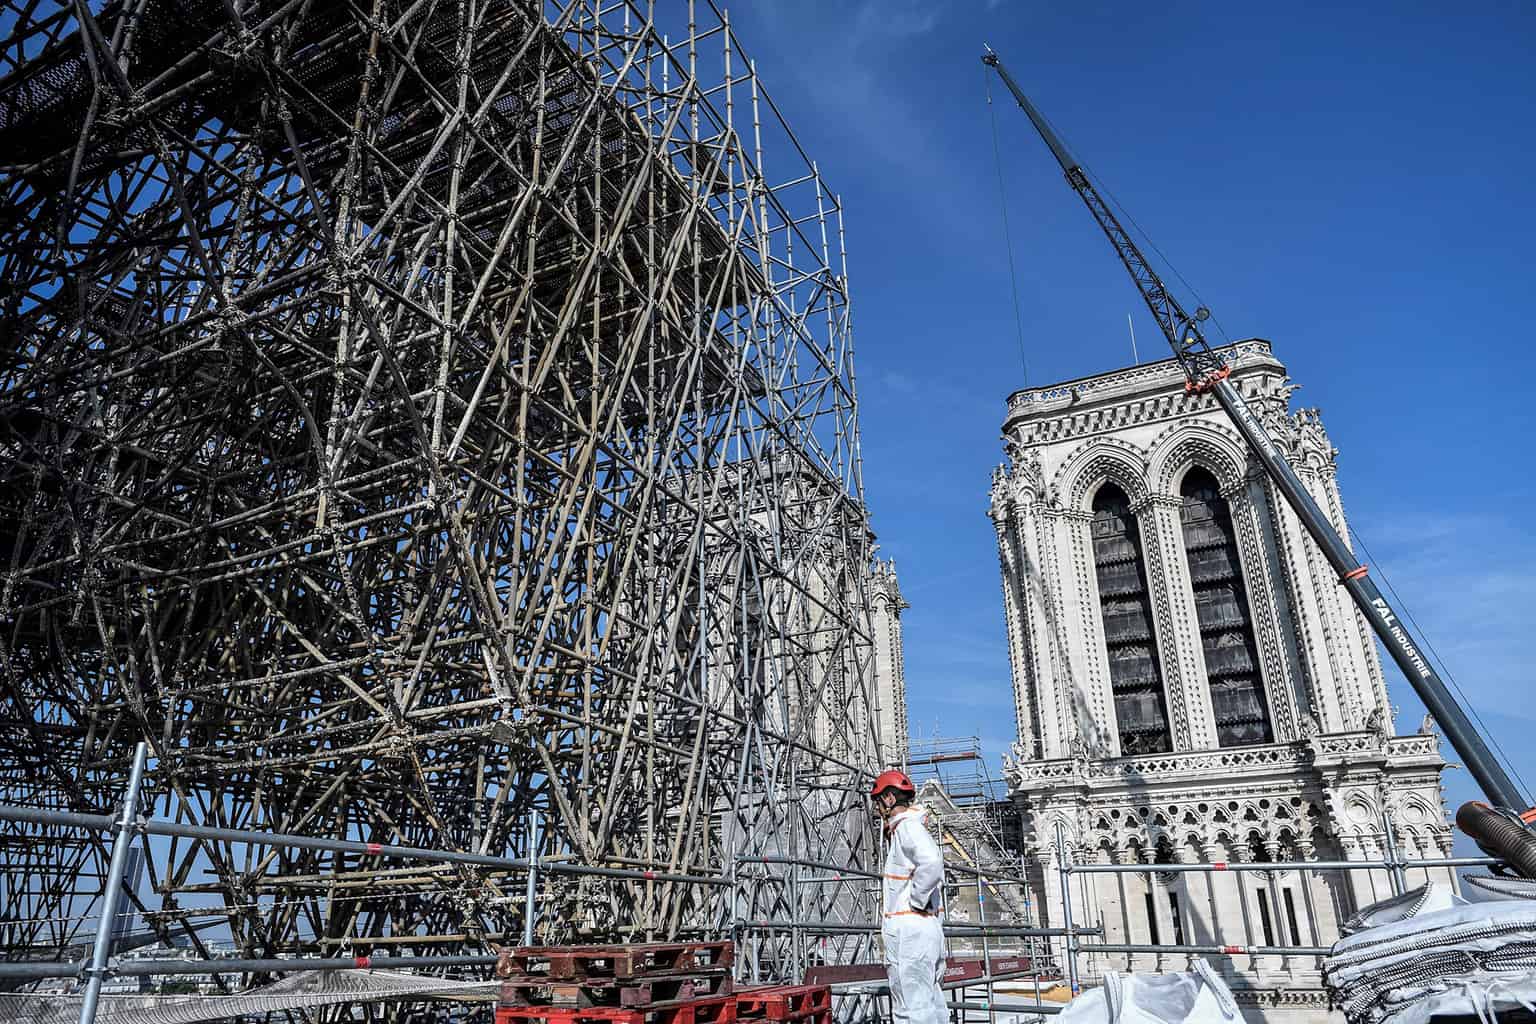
[869,558,910,767]
[989,340,1453,1023]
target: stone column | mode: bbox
[1134,494,1211,751]
[1195,843,1224,948]
[1149,867,1174,974]
[1341,835,1389,915]
[1058,510,1110,757]
[1305,418,1393,720]
[1232,845,1262,976]
[1206,840,1249,977]
[1294,839,1331,950]
[1260,473,1357,733]
[1033,843,1062,929]
[992,494,1039,751]
[1227,476,1304,743]
[1173,841,1210,951]
[1103,845,1133,976]
[1264,841,1293,980]
[1126,854,1156,974]
[1438,835,1460,894]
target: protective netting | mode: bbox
[0,970,498,1024]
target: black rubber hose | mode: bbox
[1456,801,1536,880]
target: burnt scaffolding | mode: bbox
[0,0,882,994]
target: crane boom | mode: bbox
[982,49,1529,814]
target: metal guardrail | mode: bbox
[1,747,1500,1024]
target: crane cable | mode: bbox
[984,67,1031,385]
[1348,528,1532,800]
[1002,71,1234,350]
[1086,165,1234,346]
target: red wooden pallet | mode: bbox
[496,993,737,1024]
[499,970,734,1008]
[500,942,735,982]
[734,985,831,1023]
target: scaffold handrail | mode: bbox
[0,804,730,887]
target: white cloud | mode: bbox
[1352,511,1536,728]
[853,0,943,42]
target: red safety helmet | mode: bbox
[870,769,916,800]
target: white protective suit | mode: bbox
[882,804,946,1024]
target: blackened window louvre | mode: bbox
[1091,485,1171,755]
[1180,468,1272,747]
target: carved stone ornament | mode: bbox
[989,464,1010,521]
[1012,446,1045,503]
[1364,706,1387,743]
[991,341,1453,1009]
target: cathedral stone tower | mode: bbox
[869,558,910,767]
[989,340,1453,1023]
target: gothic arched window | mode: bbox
[1180,467,1272,746]
[1091,484,1171,755]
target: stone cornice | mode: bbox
[1008,740,1309,794]
[1003,339,1281,432]
[1008,731,1447,799]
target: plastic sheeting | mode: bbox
[0,969,498,1024]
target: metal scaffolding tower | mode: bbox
[905,737,1031,950]
[0,0,882,994]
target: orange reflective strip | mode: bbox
[884,872,913,880]
[882,908,943,918]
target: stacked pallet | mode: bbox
[733,984,832,1024]
[494,943,832,1024]
[495,942,736,1024]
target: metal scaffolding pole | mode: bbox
[523,808,542,945]
[0,1,886,1004]
[78,742,148,1024]
[0,954,501,983]
[1054,823,1080,996]
[0,804,727,886]
[1065,856,1498,874]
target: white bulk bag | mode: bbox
[1057,959,1241,1024]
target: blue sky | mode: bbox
[728,2,1536,817]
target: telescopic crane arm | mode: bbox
[982,47,1531,815]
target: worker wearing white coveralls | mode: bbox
[872,769,946,1024]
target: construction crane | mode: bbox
[981,47,1532,819]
